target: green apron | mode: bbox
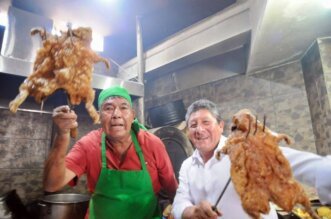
[89,130,161,219]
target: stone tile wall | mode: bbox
[0,108,98,203]
[145,61,316,153]
[0,109,52,203]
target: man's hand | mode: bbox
[43,105,77,192]
[53,105,78,135]
[182,200,222,219]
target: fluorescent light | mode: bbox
[101,0,118,3]
[0,11,8,27]
[91,33,104,52]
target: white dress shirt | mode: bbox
[172,135,331,219]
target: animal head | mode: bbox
[230,109,260,134]
[72,27,93,43]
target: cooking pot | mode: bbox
[39,193,90,219]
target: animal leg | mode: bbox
[100,57,110,69]
[297,192,321,219]
[31,27,47,40]
[85,89,99,123]
[276,134,293,145]
[9,84,29,113]
[92,53,110,69]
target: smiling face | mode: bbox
[187,109,224,161]
[100,97,135,143]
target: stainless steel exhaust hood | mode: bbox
[0,6,144,97]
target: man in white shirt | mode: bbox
[172,99,331,219]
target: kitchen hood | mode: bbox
[118,1,251,81]
[0,6,144,97]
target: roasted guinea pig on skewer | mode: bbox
[216,109,320,219]
[9,26,110,129]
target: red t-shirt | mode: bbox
[65,128,178,195]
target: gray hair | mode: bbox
[185,99,222,124]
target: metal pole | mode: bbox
[136,16,145,124]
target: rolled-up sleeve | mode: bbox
[281,147,331,204]
[172,159,194,219]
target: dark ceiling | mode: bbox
[10,0,236,63]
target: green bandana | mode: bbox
[98,86,132,109]
[132,118,148,132]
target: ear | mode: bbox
[218,120,225,131]
[132,108,136,119]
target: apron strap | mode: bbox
[101,132,107,168]
[130,130,148,171]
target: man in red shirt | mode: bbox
[43,86,178,219]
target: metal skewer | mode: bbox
[212,177,231,211]
[0,106,52,114]
[67,22,74,45]
[66,94,78,138]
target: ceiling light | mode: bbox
[100,0,118,3]
[0,11,8,27]
[91,33,104,52]
[322,0,331,8]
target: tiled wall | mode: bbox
[301,37,331,155]
[0,108,98,203]
[0,109,52,202]
[145,61,316,153]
